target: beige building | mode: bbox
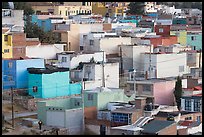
[30,2,92,16]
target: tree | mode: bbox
[14,2,34,16]
[174,76,183,111]
[127,2,145,15]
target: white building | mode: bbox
[153,44,192,53]
[56,51,106,69]
[83,33,132,55]
[2,9,24,32]
[121,44,153,72]
[162,5,182,15]
[142,52,190,79]
[26,43,65,59]
[71,62,119,90]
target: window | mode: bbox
[90,40,94,46]
[88,94,93,101]
[179,65,184,72]
[117,9,122,13]
[4,49,9,53]
[8,76,13,81]
[75,101,80,106]
[159,28,163,33]
[4,35,8,41]
[33,86,38,92]
[66,10,68,16]
[80,46,84,51]
[60,10,62,15]
[191,36,196,41]
[8,62,13,68]
[185,99,191,111]
[82,2,86,6]
[62,57,67,63]
[194,99,201,112]
[143,84,151,92]
[185,117,192,120]
[197,116,201,122]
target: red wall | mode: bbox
[162,36,178,46]
[155,25,170,37]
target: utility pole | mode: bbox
[149,44,152,79]
[81,65,85,133]
[119,45,123,76]
[133,69,136,96]
[102,51,105,87]
[11,87,14,129]
[199,49,201,68]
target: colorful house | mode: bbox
[2,58,45,91]
[37,97,83,135]
[172,18,187,25]
[170,30,187,46]
[84,87,135,120]
[2,34,13,59]
[27,66,81,98]
[31,15,52,32]
[187,32,202,50]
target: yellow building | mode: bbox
[31,3,92,16]
[92,2,128,17]
[170,30,187,46]
[2,34,13,59]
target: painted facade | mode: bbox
[2,58,45,90]
[37,97,83,134]
[2,34,13,59]
[170,30,187,46]
[31,15,52,32]
[28,67,81,98]
[186,32,202,50]
[181,94,202,112]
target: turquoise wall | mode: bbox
[28,71,81,98]
[187,33,202,50]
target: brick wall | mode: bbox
[158,123,177,135]
[12,33,27,46]
[13,46,26,58]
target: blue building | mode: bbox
[187,32,202,50]
[27,67,81,98]
[31,15,52,32]
[2,58,45,91]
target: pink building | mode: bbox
[127,78,176,105]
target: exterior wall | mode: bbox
[31,15,52,32]
[180,97,202,112]
[155,25,170,37]
[84,106,97,119]
[153,80,176,105]
[162,36,178,46]
[2,34,13,59]
[142,37,162,47]
[99,37,132,55]
[29,71,81,98]
[92,3,108,17]
[16,59,45,89]
[187,52,202,68]
[103,23,112,32]
[187,32,202,50]
[170,30,187,46]
[144,52,189,78]
[26,44,64,59]
[2,9,24,27]
[65,108,83,135]
[2,60,16,90]
[157,123,177,135]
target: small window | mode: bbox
[62,57,67,63]
[8,76,13,81]
[33,86,38,92]
[4,49,9,53]
[75,101,80,106]
[143,84,151,92]
[185,117,192,120]
[191,36,196,41]
[80,46,84,51]
[159,28,163,33]
[88,94,93,101]
[60,10,62,15]
[4,35,8,41]
[8,62,13,68]
[179,66,184,72]
[90,40,94,46]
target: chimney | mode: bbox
[135,97,147,110]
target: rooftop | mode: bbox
[178,120,201,127]
[27,65,69,74]
[142,120,175,134]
